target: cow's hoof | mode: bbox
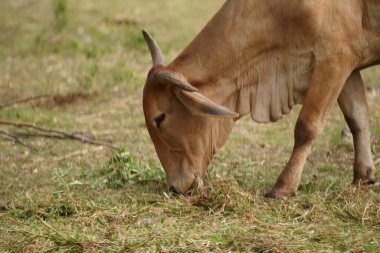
[352,167,376,186]
[352,178,376,186]
[368,179,377,185]
[264,188,296,199]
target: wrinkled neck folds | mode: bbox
[169,0,316,123]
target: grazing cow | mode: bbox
[142,0,380,198]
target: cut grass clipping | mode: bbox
[102,150,166,188]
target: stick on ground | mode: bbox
[0,94,50,110]
[0,120,120,150]
[0,130,35,149]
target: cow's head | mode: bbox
[142,31,239,194]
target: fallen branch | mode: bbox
[0,120,120,150]
[10,130,67,139]
[0,130,35,149]
[0,94,50,110]
[0,91,94,109]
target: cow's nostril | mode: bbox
[169,186,179,195]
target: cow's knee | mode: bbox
[294,119,318,148]
[344,115,366,136]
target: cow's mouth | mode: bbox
[168,174,204,195]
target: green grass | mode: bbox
[1,0,380,252]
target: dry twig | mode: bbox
[0,91,94,109]
[0,130,35,149]
[0,94,50,109]
[0,120,119,150]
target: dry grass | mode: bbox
[0,0,380,252]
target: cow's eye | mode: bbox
[154,113,166,128]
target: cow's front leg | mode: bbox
[265,55,354,198]
[338,71,376,185]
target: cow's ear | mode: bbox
[174,90,239,118]
[157,71,198,92]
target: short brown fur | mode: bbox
[143,0,380,196]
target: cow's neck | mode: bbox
[168,1,314,123]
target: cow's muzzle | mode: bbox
[168,174,204,195]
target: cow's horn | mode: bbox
[157,71,198,92]
[174,90,239,118]
[142,30,165,66]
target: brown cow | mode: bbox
[142,0,380,198]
